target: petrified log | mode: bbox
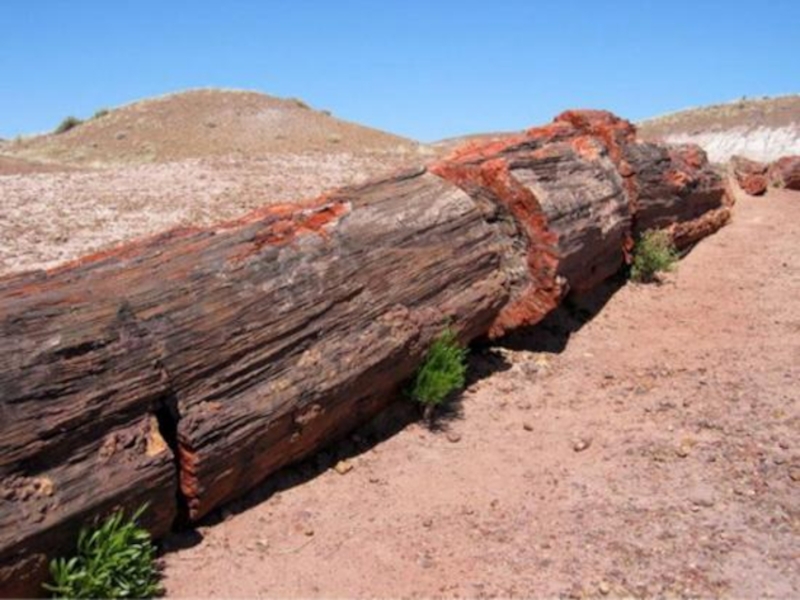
[0,110,730,597]
[170,170,512,519]
[0,262,179,596]
[430,110,731,337]
[730,155,768,196]
[1,168,514,596]
[621,141,731,246]
[768,155,800,191]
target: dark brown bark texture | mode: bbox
[0,111,730,597]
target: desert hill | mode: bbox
[0,89,430,275]
[638,94,800,162]
[4,88,420,166]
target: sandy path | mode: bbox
[163,187,800,598]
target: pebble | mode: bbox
[598,581,611,595]
[333,460,353,475]
[676,445,691,458]
[304,528,315,537]
[422,518,433,528]
[789,467,800,482]
[523,422,534,432]
[689,485,716,508]
[446,432,462,443]
[572,437,592,452]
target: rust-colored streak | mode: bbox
[431,152,561,339]
[555,109,636,166]
[176,441,202,518]
[228,200,350,263]
[44,226,204,277]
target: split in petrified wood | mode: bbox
[0,110,731,597]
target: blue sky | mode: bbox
[1,0,798,141]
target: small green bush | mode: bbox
[54,116,83,134]
[410,329,468,422]
[44,505,161,599]
[630,229,678,283]
[93,108,110,119]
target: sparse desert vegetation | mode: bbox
[410,329,468,423]
[54,115,83,134]
[630,229,679,282]
[44,506,160,599]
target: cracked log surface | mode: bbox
[430,110,730,337]
[0,111,730,597]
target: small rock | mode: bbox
[789,467,800,482]
[333,460,353,475]
[572,437,592,452]
[689,485,716,508]
[422,518,433,528]
[304,528,315,537]
[598,581,611,595]
[773,455,786,465]
[418,553,434,569]
[523,422,534,432]
[446,432,462,443]
[778,440,790,450]
[676,445,691,458]
[516,400,532,410]
[496,380,519,394]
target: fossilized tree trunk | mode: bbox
[0,111,731,597]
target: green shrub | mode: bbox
[93,108,110,119]
[630,229,678,282]
[410,329,468,422]
[54,116,83,134]
[44,505,161,599]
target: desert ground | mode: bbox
[0,90,428,275]
[159,183,799,598]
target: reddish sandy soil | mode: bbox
[162,184,800,598]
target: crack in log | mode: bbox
[152,388,189,529]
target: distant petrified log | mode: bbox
[730,155,768,196]
[768,155,800,191]
[0,110,730,597]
